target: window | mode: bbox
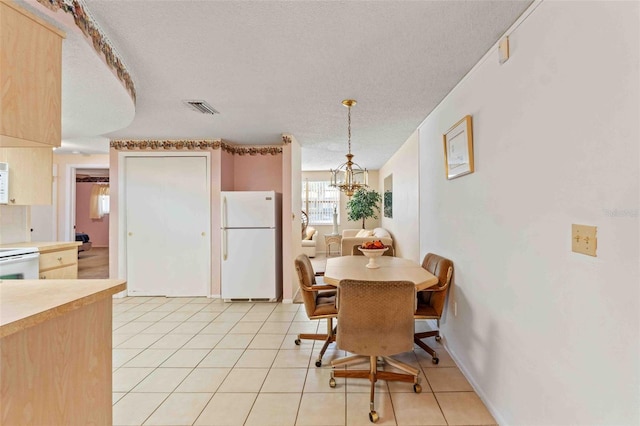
[89,184,110,219]
[302,180,339,225]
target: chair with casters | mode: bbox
[414,253,454,364]
[329,280,421,423]
[350,244,395,256]
[294,254,338,367]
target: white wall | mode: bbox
[418,1,638,425]
[0,205,29,244]
[379,130,420,262]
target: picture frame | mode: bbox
[443,115,474,179]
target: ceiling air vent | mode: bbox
[183,100,219,115]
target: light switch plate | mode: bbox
[572,224,597,256]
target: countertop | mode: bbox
[0,279,126,338]
[0,241,81,253]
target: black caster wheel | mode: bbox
[315,359,322,367]
[435,335,442,342]
[369,411,379,423]
[329,378,336,388]
[294,338,301,345]
[413,383,422,393]
[432,357,439,365]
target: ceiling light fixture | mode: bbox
[183,100,219,115]
[330,99,368,198]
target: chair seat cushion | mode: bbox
[313,293,337,317]
[415,302,438,318]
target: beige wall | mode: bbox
[379,131,420,262]
[0,205,29,244]
[417,1,639,424]
[282,136,301,302]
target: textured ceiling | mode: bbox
[43,0,532,170]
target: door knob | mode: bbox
[201,232,206,236]
[128,232,133,236]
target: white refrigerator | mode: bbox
[221,191,282,301]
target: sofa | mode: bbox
[340,228,393,256]
[301,227,318,258]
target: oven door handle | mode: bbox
[0,252,40,263]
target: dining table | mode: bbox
[323,255,438,291]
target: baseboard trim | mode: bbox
[444,340,505,426]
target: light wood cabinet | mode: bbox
[0,1,65,147]
[1,279,126,425]
[0,147,52,205]
[38,244,79,279]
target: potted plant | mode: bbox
[346,188,382,229]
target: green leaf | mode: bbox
[346,188,382,228]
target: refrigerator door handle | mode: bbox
[222,196,227,229]
[222,229,227,260]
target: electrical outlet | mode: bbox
[572,224,597,256]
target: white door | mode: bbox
[222,228,276,299]
[126,156,210,296]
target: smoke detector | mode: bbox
[183,100,219,115]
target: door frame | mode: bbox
[118,151,212,296]
[64,163,109,242]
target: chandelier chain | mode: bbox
[347,105,352,155]
[330,99,368,197]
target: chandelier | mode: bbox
[330,99,369,197]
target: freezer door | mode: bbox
[221,191,275,228]
[221,228,276,299]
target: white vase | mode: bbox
[332,212,339,235]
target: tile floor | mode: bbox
[112,296,496,425]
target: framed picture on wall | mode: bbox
[443,115,474,179]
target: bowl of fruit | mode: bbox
[358,240,389,269]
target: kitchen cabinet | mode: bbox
[0,0,65,147]
[38,242,80,279]
[0,147,52,205]
[1,279,126,425]
[0,241,81,278]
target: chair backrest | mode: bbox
[419,253,454,317]
[351,244,394,256]
[294,254,320,318]
[336,280,415,356]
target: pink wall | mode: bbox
[233,154,282,191]
[75,182,109,247]
[221,150,234,191]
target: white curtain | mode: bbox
[89,184,110,219]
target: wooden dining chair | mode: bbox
[414,253,453,364]
[294,254,338,367]
[351,244,395,256]
[330,279,421,423]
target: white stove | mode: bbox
[0,247,39,279]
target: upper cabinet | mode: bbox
[0,1,65,148]
[0,147,52,205]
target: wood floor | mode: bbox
[78,247,109,279]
